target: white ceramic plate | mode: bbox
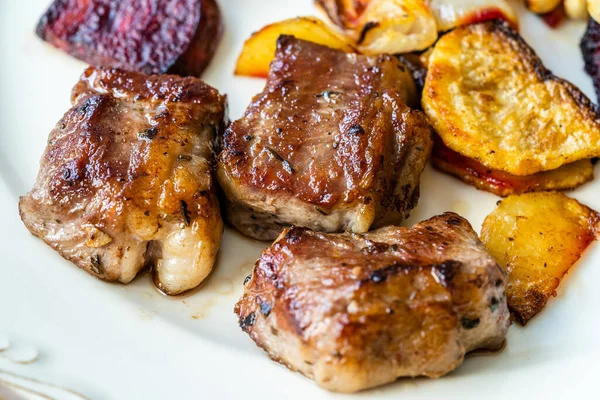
[1,1,599,398]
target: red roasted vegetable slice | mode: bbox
[36,0,222,76]
[540,4,566,28]
[431,137,594,197]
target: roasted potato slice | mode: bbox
[432,138,595,197]
[426,0,518,31]
[422,20,600,176]
[37,0,223,76]
[234,17,354,78]
[565,0,588,19]
[590,0,600,22]
[481,192,599,325]
[316,0,438,54]
[526,0,562,14]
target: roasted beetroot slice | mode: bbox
[581,18,600,102]
[36,0,222,76]
[168,0,222,76]
[540,4,566,29]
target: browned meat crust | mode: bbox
[19,66,227,295]
[218,36,431,240]
[235,213,510,392]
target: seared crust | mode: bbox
[19,67,226,294]
[218,36,431,240]
[72,66,226,108]
[423,20,600,175]
[235,213,510,392]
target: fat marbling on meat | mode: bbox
[19,66,226,295]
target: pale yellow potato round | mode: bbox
[565,0,588,19]
[481,192,599,325]
[589,0,600,23]
[422,21,600,176]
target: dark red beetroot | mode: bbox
[36,0,222,76]
[540,4,566,29]
[581,18,600,102]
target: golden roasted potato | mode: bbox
[426,0,518,31]
[589,0,600,22]
[481,192,599,325]
[432,139,595,197]
[316,0,438,54]
[565,0,588,19]
[234,17,354,78]
[422,20,600,176]
[526,0,562,14]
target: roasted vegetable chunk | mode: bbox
[423,20,600,176]
[234,17,354,78]
[539,3,567,28]
[396,53,428,99]
[526,0,562,14]
[481,192,599,325]
[316,0,438,54]
[426,0,518,31]
[432,139,595,197]
[36,0,222,76]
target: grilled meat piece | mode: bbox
[235,213,510,393]
[36,0,222,76]
[19,67,226,295]
[581,17,600,102]
[218,36,431,241]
